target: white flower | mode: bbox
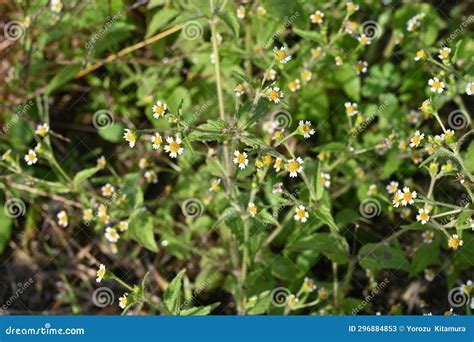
[101,183,115,197]
[286,157,303,177]
[144,170,158,184]
[466,82,473,96]
[96,264,106,283]
[234,83,245,97]
[358,34,371,45]
[118,293,128,309]
[424,269,435,282]
[299,120,315,138]
[118,221,129,232]
[105,227,120,243]
[164,135,184,158]
[248,202,257,217]
[266,69,277,81]
[355,60,368,74]
[428,77,445,94]
[24,149,38,165]
[236,5,246,19]
[400,187,417,206]
[233,150,249,170]
[409,130,425,148]
[288,79,301,92]
[416,208,430,224]
[320,173,331,188]
[151,133,162,150]
[422,231,434,244]
[273,46,291,64]
[310,10,324,24]
[123,129,136,148]
[386,181,399,194]
[266,87,284,104]
[294,205,309,223]
[438,47,451,60]
[344,102,358,116]
[152,101,167,119]
[50,0,63,13]
[35,123,49,137]
[57,211,68,227]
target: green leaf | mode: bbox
[188,119,227,142]
[146,8,179,38]
[98,123,125,143]
[180,303,220,316]
[359,243,409,272]
[164,269,186,314]
[218,11,239,38]
[313,205,339,233]
[292,27,324,44]
[46,64,81,95]
[246,291,271,315]
[128,212,158,252]
[0,208,12,255]
[334,64,360,102]
[72,167,100,187]
[287,233,350,265]
[313,161,323,201]
[411,241,439,274]
[244,99,269,129]
[463,141,474,173]
[311,142,346,153]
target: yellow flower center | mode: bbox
[276,50,286,61]
[302,125,310,133]
[416,50,425,59]
[448,237,461,249]
[403,192,413,202]
[153,136,162,145]
[296,209,306,219]
[412,136,421,145]
[126,132,135,142]
[155,105,165,116]
[237,154,246,164]
[287,160,300,173]
[169,141,180,153]
[97,268,105,279]
[419,212,428,221]
[27,153,36,161]
[432,80,442,90]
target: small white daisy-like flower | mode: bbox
[96,156,106,169]
[461,280,473,294]
[414,49,426,61]
[257,6,267,16]
[346,2,359,12]
[57,210,68,227]
[209,179,221,192]
[294,205,309,223]
[448,234,463,250]
[138,158,148,170]
[367,184,377,196]
[266,69,277,81]
[123,129,136,148]
[386,181,399,194]
[320,173,331,188]
[428,77,445,94]
[438,47,451,60]
[358,34,371,45]
[424,269,435,282]
[144,170,158,184]
[262,120,278,134]
[105,227,120,243]
[392,191,402,208]
[151,133,162,150]
[248,202,257,217]
[96,264,106,283]
[164,135,184,158]
[266,87,284,104]
[311,47,323,58]
[310,10,324,24]
[422,230,434,244]
[234,83,245,97]
[273,46,291,64]
[50,0,63,13]
[400,187,417,206]
[335,56,343,66]
[406,110,420,125]
[35,123,49,137]
[288,79,301,92]
[236,5,246,19]
[118,293,128,309]
[286,157,304,177]
[272,129,285,141]
[301,69,312,82]
[287,294,299,306]
[233,150,249,170]
[304,277,317,292]
[442,129,455,142]
[101,183,115,197]
[118,221,129,232]
[83,208,93,222]
[355,60,368,75]
[466,82,473,96]
[152,101,167,119]
[273,158,283,172]
[299,120,315,138]
[24,149,38,165]
[416,208,430,224]
[409,130,425,148]
[344,102,358,116]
